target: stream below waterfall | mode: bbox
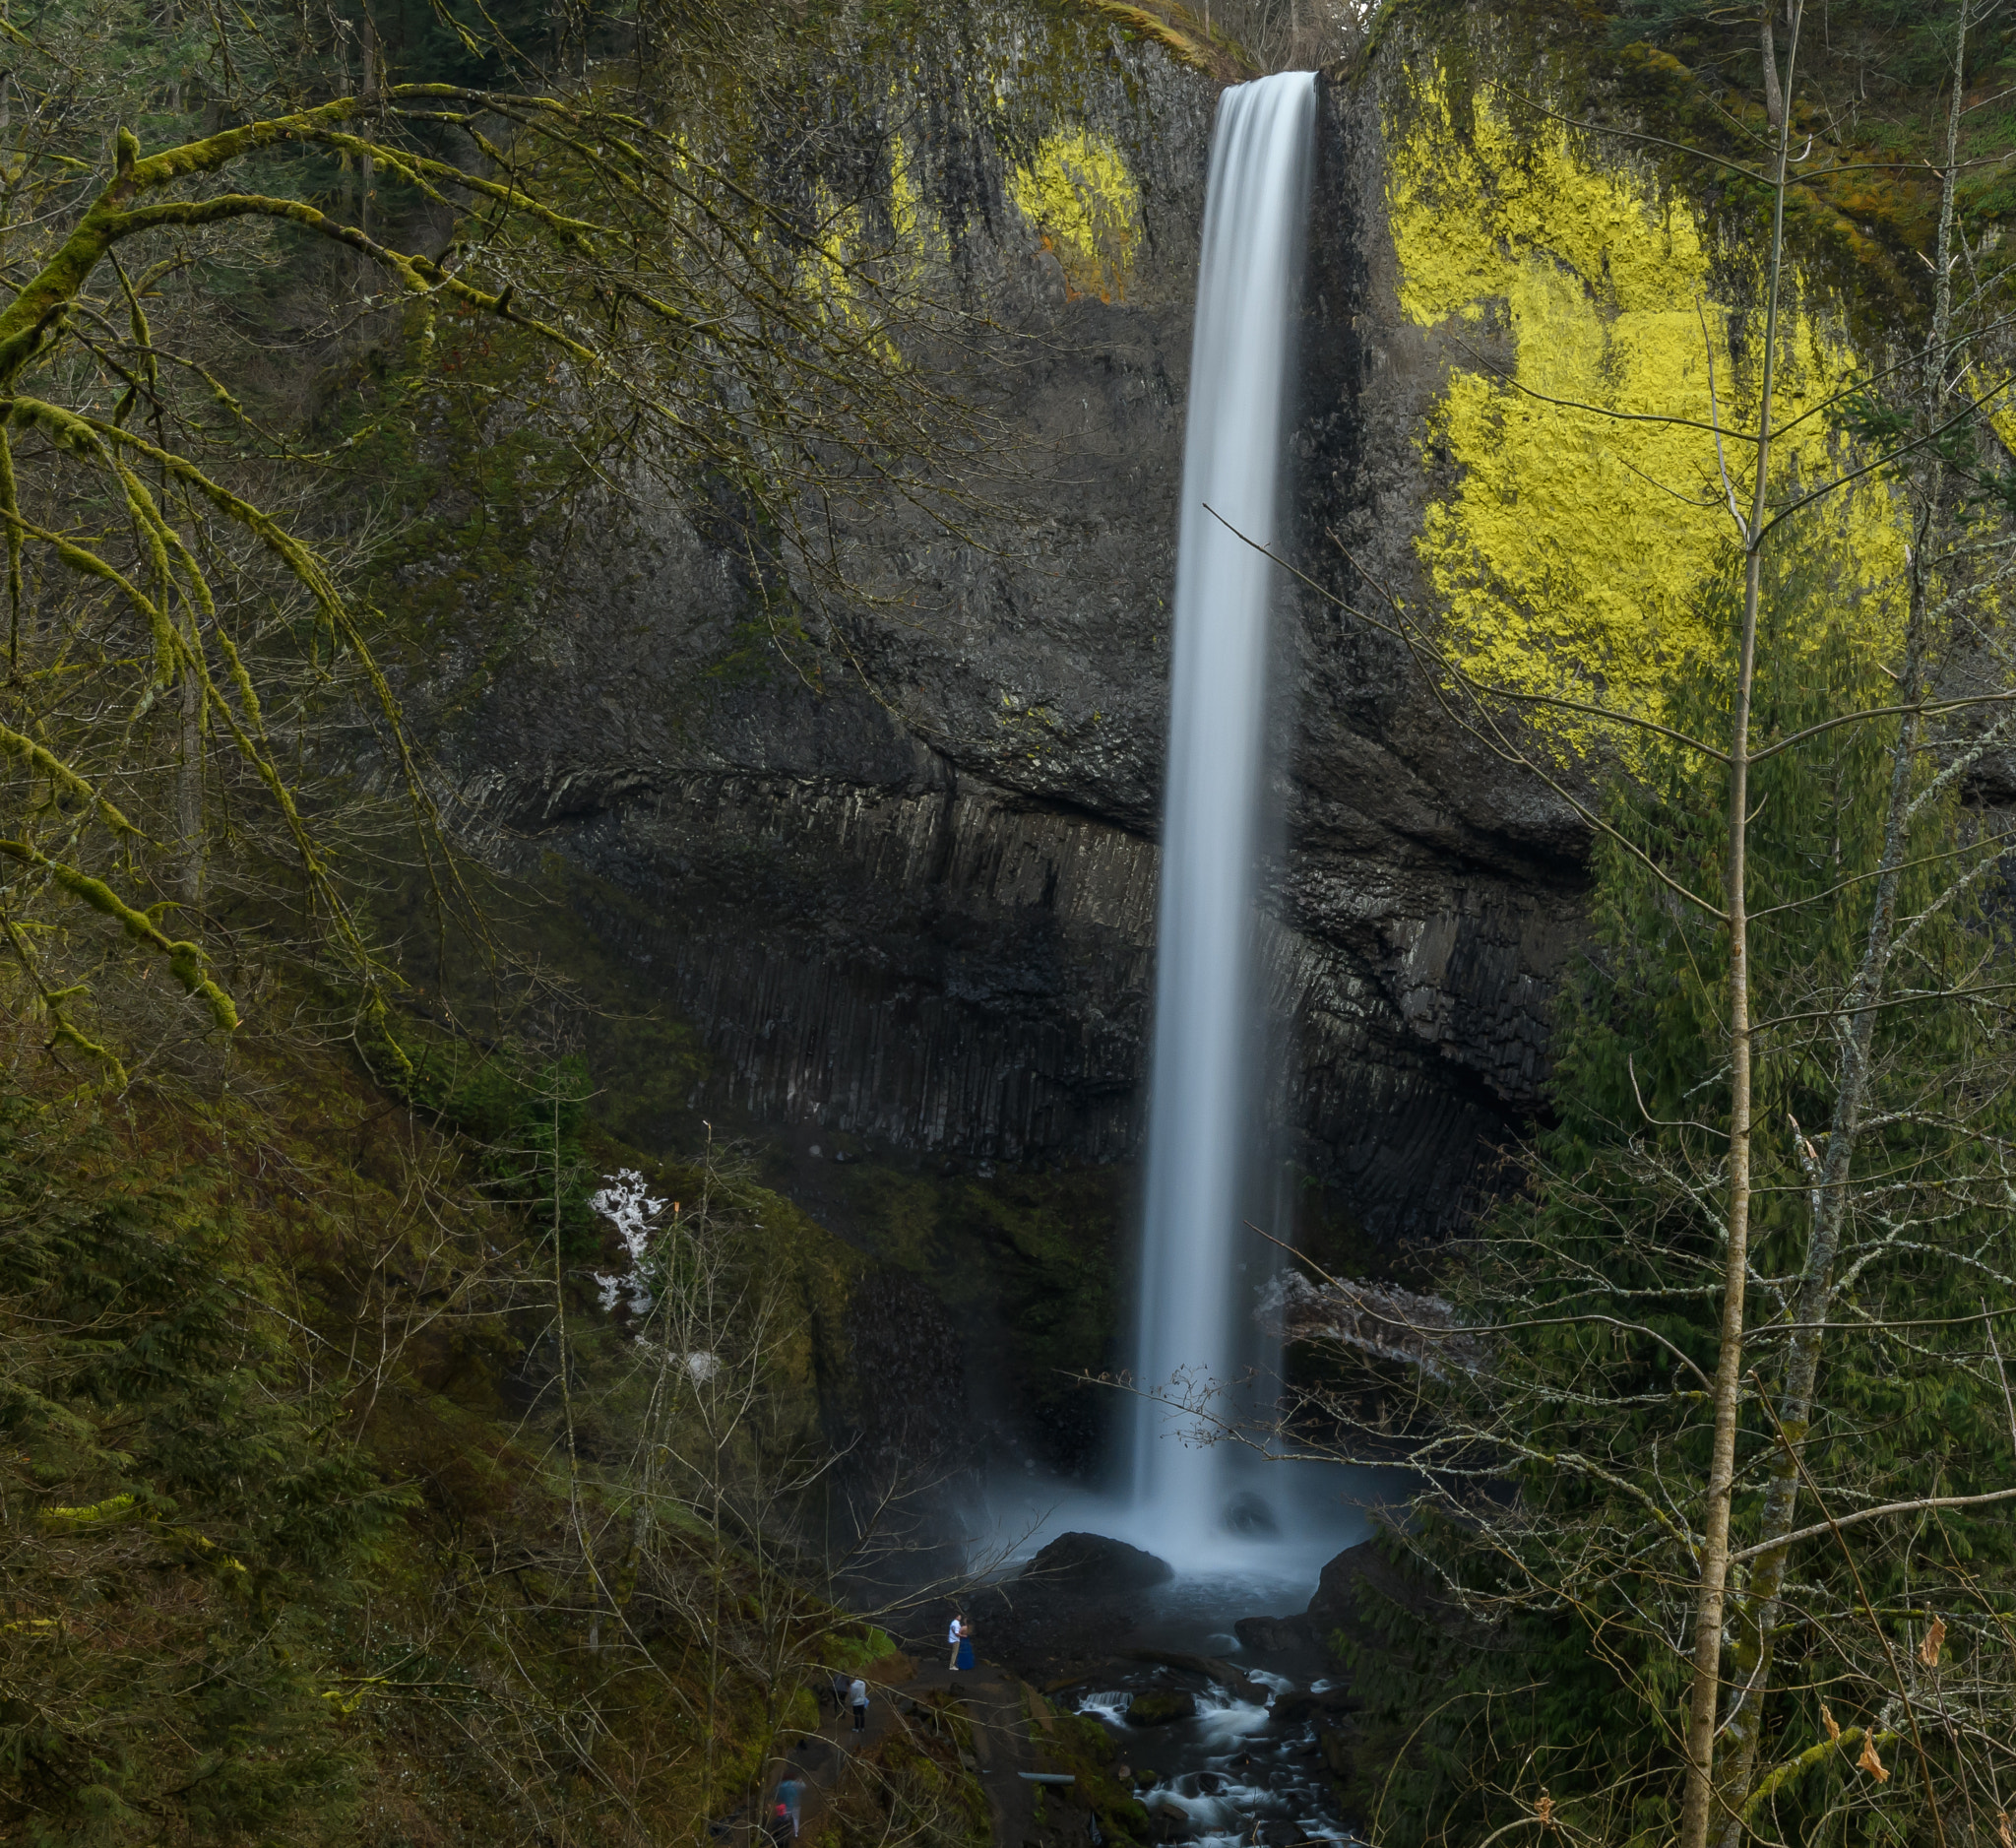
[945,1462,1400,1845]
[1064,1591,1358,1847]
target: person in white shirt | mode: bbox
[849,1677,869,1734]
[947,1613,964,1670]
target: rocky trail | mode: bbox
[723,1532,1388,1846]
[735,1648,1081,1848]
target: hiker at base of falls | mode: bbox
[954,1621,976,1675]
[850,1677,869,1735]
[947,1611,965,1670]
[772,1774,805,1841]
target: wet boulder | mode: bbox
[1233,1614,1305,1653]
[1307,1537,1465,1667]
[1318,1717,1358,1783]
[1021,1531,1174,1595]
[1125,1689,1196,1726]
[1271,1684,1357,1725]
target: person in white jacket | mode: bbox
[947,1613,964,1670]
[849,1677,869,1735]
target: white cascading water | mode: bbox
[1130,71,1318,1557]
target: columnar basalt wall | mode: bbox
[415,0,1913,1240]
[528,768,1161,1165]
[413,0,1589,1240]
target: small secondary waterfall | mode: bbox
[1130,72,1317,1558]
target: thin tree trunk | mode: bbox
[1710,559,1932,1844]
[1679,508,1761,1848]
[176,634,203,906]
[1761,2,1787,131]
[1676,12,1802,1844]
[1708,11,1965,1835]
[169,524,202,906]
[337,44,352,227]
[358,15,376,262]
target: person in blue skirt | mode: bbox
[954,1621,976,1674]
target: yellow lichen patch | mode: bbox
[803,186,895,356]
[1387,75,1906,756]
[884,132,952,272]
[1008,128,1142,302]
[1975,365,2016,459]
[801,127,946,358]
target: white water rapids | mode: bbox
[1129,71,1318,1558]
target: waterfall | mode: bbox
[1130,72,1316,1555]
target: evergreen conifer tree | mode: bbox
[1341,540,2016,1847]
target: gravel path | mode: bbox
[743,1650,1062,1848]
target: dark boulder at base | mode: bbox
[1271,1684,1358,1725]
[1021,1531,1174,1595]
[1306,1536,1455,1665]
[1305,1540,1380,1644]
[912,1531,1168,1684]
[1233,1614,1307,1653]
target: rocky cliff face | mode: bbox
[412,0,1591,1242]
[411,0,1881,1241]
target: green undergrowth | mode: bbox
[360,847,710,1159]
[1039,1703,1153,1842]
[389,1018,600,1253]
[0,990,928,1845]
[821,1698,990,1848]
[0,1090,411,1845]
[1596,0,2016,244]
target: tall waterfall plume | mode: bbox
[1130,71,1317,1557]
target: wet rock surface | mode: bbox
[1123,1688,1198,1726]
[1233,1613,1311,1655]
[415,0,1588,1246]
[1024,1531,1176,1594]
[909,1536,1375,1842]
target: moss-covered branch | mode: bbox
[1739,1727,1897,1822]
[0,722,143,838]
[0,834,236,1030]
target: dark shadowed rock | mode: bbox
[1305,1540,1383,1656]
[1233,1614,1307,1654]
[1021,1532,1174,1594]
[908,1533,1170,1685]
[1271,1684,1358,1725]
[411,0,1590,1255]
[1306,1537,1464,1668]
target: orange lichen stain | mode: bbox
[1008,129,1142,303]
